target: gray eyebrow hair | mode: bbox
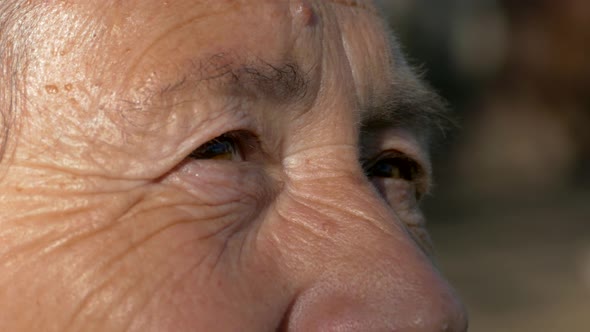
[156,53,450,146]
[159,53,311,103]
[357,19,453,148]
[361,75,453,147]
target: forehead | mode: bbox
[52,0,395,89]
[34,0,441,142]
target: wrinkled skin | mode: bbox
[0,0,467,331]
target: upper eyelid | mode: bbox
[360,142,428,167]
[360,127,432,170]
[362,151,431,200]
[360,149,405,166]
[361,150,425,182]
[359,135,433,194]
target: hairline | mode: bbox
[0,0,31,165]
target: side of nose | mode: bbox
[273,167,467,331]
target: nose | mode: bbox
[274,167,467,331]
[283,260,467,332]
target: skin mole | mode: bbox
[291,0,319,27]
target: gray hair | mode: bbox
[0,1,30,165]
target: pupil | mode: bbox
[190,136,238,160]
[209,141,231,155]
[374,161,398,178]
[370,158,415,180]
[203,139,234,159]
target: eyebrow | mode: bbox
[156,53,450,145]
[360,76,452,146]
[160,53,311,103]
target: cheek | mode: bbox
[84,162,290,330]
[123,159,273,257]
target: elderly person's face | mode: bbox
[0,0,466,331]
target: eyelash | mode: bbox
[188,131,253,161]
[189,133,424,196]
[362,151,425,198]
[362,153,420,181]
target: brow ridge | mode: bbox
[159,53,311,103]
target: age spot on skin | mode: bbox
[68,98,79,107]
[45,85,59,94]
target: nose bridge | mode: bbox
[280,145,419,256]
[277,150,467,331]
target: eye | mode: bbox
[363,150,431,254]
[189,132,244,161]
[364,154,420,182]
[362,150,427,201]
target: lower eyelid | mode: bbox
[372,177,420,208]
[164,159,271,204]
[177,159,248,185]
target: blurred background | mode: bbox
[377,1,590,331]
